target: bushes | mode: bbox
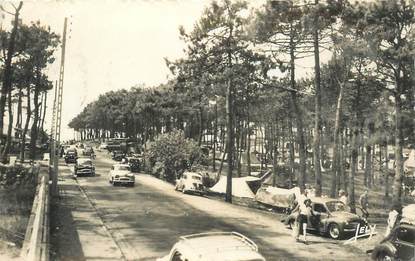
[145,130,205,183]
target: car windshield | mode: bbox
[115,165,130,171]
[192,175,202,181]
[326,201,347,212]
[79,160,92,165]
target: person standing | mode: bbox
[385,202,402,238]
[339,190,348,206]
[359,189,369,218]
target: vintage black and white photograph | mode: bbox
[0,0,414,260]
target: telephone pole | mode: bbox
[51,17,68,196]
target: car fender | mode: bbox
[371,242,396,260]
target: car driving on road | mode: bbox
[284,197,369,239]
[108,164,135,186]
[175,172,205,195]
[157,232,266,261]
[64,149,78,164]
[74,158,95,177]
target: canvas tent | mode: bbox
[210,176,261,198]
[402,204,415,225]
[255,186,301,209]
[404,150,415,173]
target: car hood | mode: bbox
[330,211,363,222]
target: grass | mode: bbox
[0,166,37,259]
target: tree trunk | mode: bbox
[29,79,41,160]
[392,92,404,202]
[289,27,306,192]
[288,118,295,188]
[313,0,322,196]
[1,83,14,162]
[20,85,31,163]
[0,2,23,141]
[348,120,358,214]
[365,122,374,188]
[331,82,344,197]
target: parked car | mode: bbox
[74,158,95,177]
[284,197,369,239]
[372,204,415,261]
[64,149,78,164]
[98,143,108,150]
[156,231,266,261]
[108,164,135,186]
[175,172,205,195]
[112,150,125,161]
[126,156,140,172]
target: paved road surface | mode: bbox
[53,151,372,260]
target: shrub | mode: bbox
[145,130,205,183]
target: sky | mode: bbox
[1,0,220,140]
[0,0,324,141]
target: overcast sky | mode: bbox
[0,0,218,140]
[1,0,322,141]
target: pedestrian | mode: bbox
[339,190,348,206]
[292,191,312,244]
[385,202,402,238]
[359,189,369,218]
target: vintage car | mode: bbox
[156,232,266,261]
[371,223,415,261]
[126,156,140,172]
[82,146,95,157]
[64,149,78,164]
[175,172,205,195]
[372,204,415,260]
[284,197,369,239]
[112,150,125,161]
[74,158,95,177]
[108,164,135,186]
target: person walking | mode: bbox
[339,190,348,206]
[292,196,313,244]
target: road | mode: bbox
[55,151,373,261]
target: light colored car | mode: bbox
[175,172,205,195]
[108,164,135,186]
[98,143,108,150]
[157,232,266,261]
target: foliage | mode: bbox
[145,130,205,183]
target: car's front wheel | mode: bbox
[328,223,341,239]
[376,251,393,261]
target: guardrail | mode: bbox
[21,165,49,261]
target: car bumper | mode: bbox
[76,169,94,175]
[113,177,135,184]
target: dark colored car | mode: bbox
[112,150,125,161]
[64,149,78,164]
[126,157,140,172]
[284,197,369,239]
[372,223,415,260]
[74,158,95,176]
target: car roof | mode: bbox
[175,232,264,261]
[77,158,92,162]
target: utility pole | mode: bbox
[51,17,68,196]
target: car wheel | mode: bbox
[376,252,393,261]
[328,223,341,239]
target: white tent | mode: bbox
[402,204,415,225]
[210,176,260,198]
[404,150,415,171]
[255,186,301,208]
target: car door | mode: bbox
[312,203,329,232]
[394,226,415,260]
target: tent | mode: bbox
[255,186,301,209]
[210,176,261,198]
[404,150,415,173]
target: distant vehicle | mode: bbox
[112,150,125,161]
[98,143,108,150]
[108,164,135,186]
[284,197,369,239]
[82,146,95,157]
[64,149,78,164]
[126,156,140,172]
[175,172,205,195]
[156,232,266,261]
[372,204,415,261]
[74,158,95,177]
